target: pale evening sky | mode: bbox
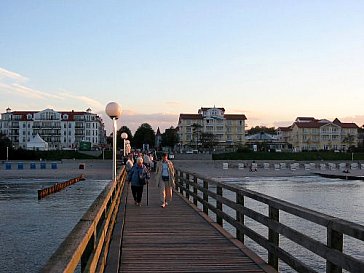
[1,1,363,135]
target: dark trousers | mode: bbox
[131,185,144,203]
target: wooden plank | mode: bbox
[118,174,275,273]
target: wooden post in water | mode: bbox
[37,175,85,199]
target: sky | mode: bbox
[1,1,364,135]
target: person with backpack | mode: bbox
[127,157,150,206]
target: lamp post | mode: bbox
[6,146,9,161]
[105,102,122,181]
[121,132,128,157]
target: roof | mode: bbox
[277,126,292,131]
[245,132,277,140]
[224,114,247,120]
[179,114,203,120]
[200,107,225,112]
[3,110,97,122]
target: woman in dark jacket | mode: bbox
[127,157,150,206]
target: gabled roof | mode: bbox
[277,126,292,131]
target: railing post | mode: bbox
[193,176,198,206]
[203,180,208,215]
[186,173,190,200]
[326,227,343,273]
[179,171,184,194]
[216,185,223,226]
[236,192,244,243]
[268,206,279,270]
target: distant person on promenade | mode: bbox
[156,153,175,208]
[125,153,134,173]
[127,157,150,206]
[143,152,152,170]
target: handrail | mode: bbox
[41,166,128,273]
[175,169,364,273]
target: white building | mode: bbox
[177,107,247,151]
[0,108,107,150]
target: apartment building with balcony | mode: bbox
[277,117,359,152]
[0,107,106,150]
[177,107,247,151]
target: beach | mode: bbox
[0,159,113,180]
[1,159,363,181]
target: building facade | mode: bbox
[177,107,247,151]
[277,117,359,152]
[0,108,107,150]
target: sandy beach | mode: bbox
[1,159,363,181]
[0,159,113,180]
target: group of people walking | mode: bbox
[126,152,175,208]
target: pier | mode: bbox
[41,166,364,273]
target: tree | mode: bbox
[117,126,133,149]
[0,133,12,160]
[133,123,155,150]
[248,126,276,135]
[191,123,203,149]
[161,127,179,150]
[343,134,355,152]
[200,132,218,152]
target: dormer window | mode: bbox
[63,114,68,120]
[27,114,32,120]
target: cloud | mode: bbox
[58,91,105,111]
[0,67,107,112]
[0,67,27,82]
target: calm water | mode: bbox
[0,178,110,273]
[217,176,364,272]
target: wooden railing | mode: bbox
[41,167,128,273]
[175,169,364,273]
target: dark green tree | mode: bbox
[191,123,203,149]
[133,123,155,149]
[117,126,133,149]
[248,126,276,135]
[200,132,218,152]
[0,133,13,160]
[161,127,179,150]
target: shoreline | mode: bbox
[1,159,363,181]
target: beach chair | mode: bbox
[280,163,287,169]
[328,163,336,171]
[238,163,244,170]
[361,164,364,170]
[263,163,270,169]
[350,163,358,170]
[319,163,326,170]
[274,163,280,171]
[310,163,316,169]
[223,163,229,170]
[250,162,258,172]
[290,163,299,171]
[338,163,346,171]
[304,163,311,171]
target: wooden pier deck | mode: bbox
[118,175,275,273]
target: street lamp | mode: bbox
[121,132,128,157]
[105,102,122,181]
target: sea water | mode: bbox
[0,178,110,273]
[217,176,364,272]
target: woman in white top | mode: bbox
[155,153,175,208]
